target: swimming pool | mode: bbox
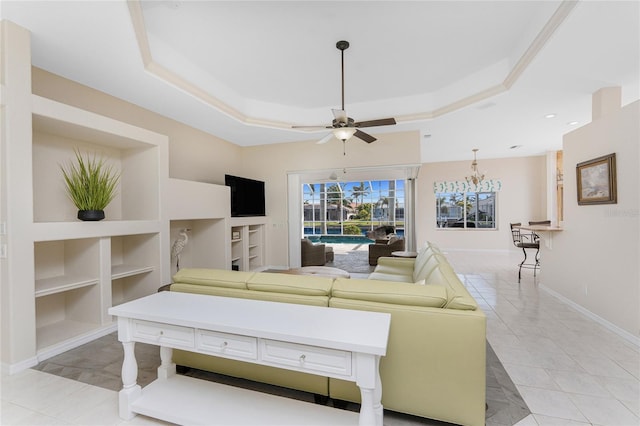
[305,235,374,244]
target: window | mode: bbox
[436,191,496,229]
[302,180,405,236]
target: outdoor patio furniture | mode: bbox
[368,236,405,265]
[301,238,333,266]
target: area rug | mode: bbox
[34,332,530,426]
[329,248,375,274]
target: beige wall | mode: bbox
[417,156,548,250]
[542,98,639,339]
[30,69,551,262]
[240,131,421,266]
[31,68,242,183]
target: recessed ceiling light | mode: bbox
[568,121,579,126]
[544,113,557,119]
[477,102,496,110]
[510,145,523,150]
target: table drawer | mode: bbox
[132,320,195,348]
[197,330,258,360]
[261,340,352,377]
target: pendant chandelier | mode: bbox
[466,148,485,185]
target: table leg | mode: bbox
[157,345,176,379]
[356,354,383,426]
[118,341,141,420]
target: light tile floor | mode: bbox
[1,249,638,426]
[444,249,639,426]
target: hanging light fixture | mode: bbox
[466,148,485,185]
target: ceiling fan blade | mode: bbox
[291,125,333,130]
[353,129,377,144]
[332,109,348,124]
[316,133,335,144]
[354,117,396,128]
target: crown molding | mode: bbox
[127,0,578,133]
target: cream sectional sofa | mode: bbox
[170,242,486,426]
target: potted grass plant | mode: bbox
[60,149,120,221]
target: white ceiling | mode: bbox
[2,1,639,162]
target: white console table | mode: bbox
[108,291,391,425]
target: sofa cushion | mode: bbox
[247,272,333,296]
[371,263,414,276]
[332,278,448,308]
[368,272,414,283]
[375,257,415,274]
[172,268,253,289]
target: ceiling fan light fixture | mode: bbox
[333,127,356,142]
[291,40,395,145]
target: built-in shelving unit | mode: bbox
[30,96,168,356]
[1,23,171,372]
[229,217,267,271]
[1,21,251,373]
[27,97,169,355]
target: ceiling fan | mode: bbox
[292,40,396,145]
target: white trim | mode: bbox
[287,173,302,268]
[440,248,510,254]
[126,0,577,132]
[540,284,640,348]
[36,323,118,364]
[1,357,39,375]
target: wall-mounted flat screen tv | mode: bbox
[225,174,266,217]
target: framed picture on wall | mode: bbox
[576,153,617,205]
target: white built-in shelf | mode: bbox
[229,218,266,271]
[111,264,154,281]
[31,95,163,150]
[32,220,162,241]
[35,275,99,298]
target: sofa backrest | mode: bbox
[172,268,253,289]
[413,253,446,283]
[332,278,448,308]
[247,272,333,297]
[425,263,477,310]
[172,268,332,307]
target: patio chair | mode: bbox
[301,238,333,266]
[368,236,405,266]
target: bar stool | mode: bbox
[510,222,540,282]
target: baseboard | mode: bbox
[440,247,511,254]
[36,323,118,364]
[1,356,39,375]
[540,284,640,348]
